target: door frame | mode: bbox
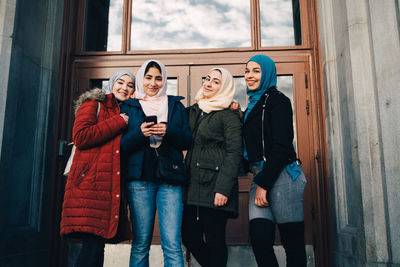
[62,52,328,250]
[52,0,331,265]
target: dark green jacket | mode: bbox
[184,104,242,218]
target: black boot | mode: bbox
[249,218,279,267]
[278,221,306,267]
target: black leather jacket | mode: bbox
[243,87,297,191]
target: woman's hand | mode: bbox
[214,193,228,207]
[140,122,155,137]
[254,186,269,207]
[149,123,167,136]
[120,113,129,124]
[229,101,240,110]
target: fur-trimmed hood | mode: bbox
[74,88,106,115]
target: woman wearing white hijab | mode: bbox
[120,60,192,267]
[182,68,242,267]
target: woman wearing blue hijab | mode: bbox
[242,55,307,267]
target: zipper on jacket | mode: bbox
[196,110,204,222]
[261,93,269,162]
[197,160,200,221]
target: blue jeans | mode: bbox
[126,180,184,267]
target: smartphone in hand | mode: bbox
[144,115,157,126]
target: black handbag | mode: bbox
[155,149,187,184]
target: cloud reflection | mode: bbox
[103,0,297,51]
[131,0,252,50]
[260,0,296,46]
[106,0,123,51]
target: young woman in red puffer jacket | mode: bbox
[60,70,135,267]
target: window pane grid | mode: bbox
[81,0,304,53]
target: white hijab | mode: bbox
[135,59,168,148]
[195,67,235,113]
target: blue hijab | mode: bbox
[244,55,277,121]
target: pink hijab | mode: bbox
[135,59,168,148]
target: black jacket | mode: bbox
[243,87,297,191]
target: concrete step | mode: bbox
[102,244,315,266]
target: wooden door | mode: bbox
[71,59,315,247]
[189,61,314,245]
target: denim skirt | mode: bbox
[248,164,307,224]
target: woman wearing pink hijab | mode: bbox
[120,60,192,267]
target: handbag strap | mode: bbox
[96,101,100,117]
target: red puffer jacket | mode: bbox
[60,89,127,239]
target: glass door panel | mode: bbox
[278,75,297,152]
[89,79,108,90]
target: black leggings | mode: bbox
[182,205,228,267]
[249,218,306,267]
[75,233,105,267]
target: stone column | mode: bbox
[0,0,17,156]
[368,0,400,264]
[318,0,400,266]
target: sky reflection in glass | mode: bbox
[106,0,123,51]
[85,0,300,51]
[260,0,301,46]
[131,0,251,50]
[83,0,123,51]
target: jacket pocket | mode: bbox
[71,161,91,186]
[71,152,98,187]
[196,160,221,185]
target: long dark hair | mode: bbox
[145,61,161,74]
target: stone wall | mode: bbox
[317,0,400,265]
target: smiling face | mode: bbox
[245,61,262,91]
[143,66,163,97]
[202,69,222,98]
[112,75,135,101]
